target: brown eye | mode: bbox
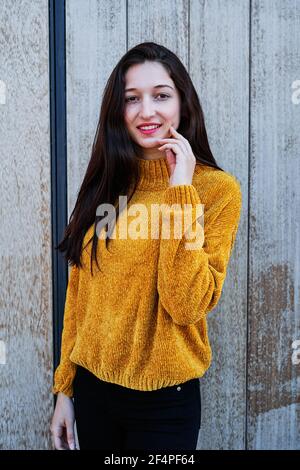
[125,93,170,103]
[125,96,136,102]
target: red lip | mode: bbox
[137,123,162,128]
[137,124,162,135]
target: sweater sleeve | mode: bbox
[52,264,79,398]
[157,179,242,326]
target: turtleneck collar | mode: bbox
[135,156,171,191]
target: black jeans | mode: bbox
[73,365,201,450]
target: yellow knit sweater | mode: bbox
[52,156,242,397]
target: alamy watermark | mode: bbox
[95,196,205,250]
[291,80,300,104]
[0,340,6,364]
[291,339,300,365]
[0,80,6,105]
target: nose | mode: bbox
[139,96,156,118]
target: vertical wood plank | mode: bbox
[190,0,249,449]
[128,0,189,67]
[66,0,128,217]
[0,0,53,449]
[248,0,300,450]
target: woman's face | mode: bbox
[124,61,181,156]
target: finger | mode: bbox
[52,424,69,450]
[158,143,186,159]
[66,421,76,450]
[158,138,187,155]
[158,142,186,156]
[157,138,180,143]
[169,126,191,153]
[169,125,188,142]
[169,126,183,138]
[160,142,195,163]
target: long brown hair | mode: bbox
[56,41,223,275]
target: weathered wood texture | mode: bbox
[248,0,300,450]
[66,0,128,216]
[189,0,249,450]
[0,0,53,450]
[0,0,299,450]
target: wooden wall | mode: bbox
[65,0,300,450]
[0,0,299,449]
[0,0,53,450]
[248,0,300,449]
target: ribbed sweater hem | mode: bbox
[70,358,210,392]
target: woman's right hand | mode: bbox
[50,392,76,450]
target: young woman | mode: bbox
[50,42,242,451]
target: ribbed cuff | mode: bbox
[52,383,73,398]
[163,185,201,207]
[160,185,204,246]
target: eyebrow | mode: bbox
[125,84,174,92]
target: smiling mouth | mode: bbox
[137,124,162,135]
